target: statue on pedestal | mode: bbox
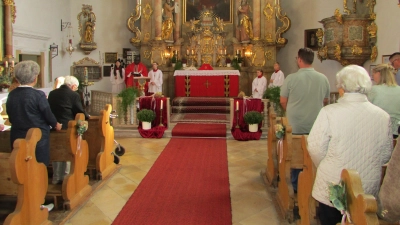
[237,0,253,42]
[162,0,175,41]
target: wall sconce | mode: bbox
[49,43,58,58]
[65,25,75,56]
[245,50,253,59]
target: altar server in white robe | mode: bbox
[252,69,267,99]
[148,62,163,94]
[269,62,285,87]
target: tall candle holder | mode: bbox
[159,107,164,127]
[235,109,240,128]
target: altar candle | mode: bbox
[236,49,239,55]
[187,49,189,55]
[236,101,239,111]
[11,60,14,67]
[224,49,227,55]
[161,100,163,109]
[5,61,8,68]
[191,49,194,55]
[220,49,222,54]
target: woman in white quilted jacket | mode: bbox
[308,65,393,225]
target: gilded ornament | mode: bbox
[73,57,99,65]
[144,32,150,42]
[127,4,141,33]
[340,59,349,66]
[351,45,362,55]
[367,0,376,20]
[263,3,274,21]
[264,51,273,61]
[143,51,152,59]
[265,33,274,43]
[130,27,142,43]
[334,9,343,24]
[161,18,175,41]
[275,3,291,45]
[215,17,226,32]
[3,0,13,6]
[317,46,328,62]
[334,44,342,60]
[316,28,324,46]
[343,0,351,15]
[370,46,378,61]
[77,5,97,54]
[367,22,377,38]
[142,3,153,21]
[11,4,16,24]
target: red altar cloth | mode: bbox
[138,96,168,138]
[231,98,264,141]
[174,70,240,97]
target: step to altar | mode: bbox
[171,97,230,114]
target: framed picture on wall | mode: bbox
[304,29,319,51]
[382,55,391,64]
[183,0,233,23]
[123,48,131,58]
[104,52,117,64]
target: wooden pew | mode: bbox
[275,117,304,223]
[297,135,318,225]
[264,106,280,188]
[47,113,92,210]
[0,128,51,225]
[96,104,117,180]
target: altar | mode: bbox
[174,70,240,97]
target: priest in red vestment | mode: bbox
[125,55,149,94]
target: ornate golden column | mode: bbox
[3,0,15,59]
[173,0,180,42]
[154,0,162,39]
[252,0,261,40]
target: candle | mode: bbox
[220,49,222,54]
[187,49,189,55]
[224,49,227,55]
[236,49,239,55]
[5,61,8,68]
[11,60,14,67]
[160,100,163,109]
[191,49,194,55]
[236,101,239,111]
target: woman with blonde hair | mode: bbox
[368,63,400,138]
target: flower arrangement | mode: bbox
[275,123,285,139]
[329,181,350,223]
[76,120,88,136]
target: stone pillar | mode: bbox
[174,0,180,42]
[3,0,13,59]
[252,0,261,40]
[154,0,162,39]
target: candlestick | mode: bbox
[235,109,240,129]
[84,67,88,83]
[159,108,164,127]
[160,100,163,109]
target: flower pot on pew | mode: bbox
[137,109,156,130]
[244,111,263,133]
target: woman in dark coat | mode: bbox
[6,60,62,166]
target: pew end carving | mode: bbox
[3,128,51,225]
[264,106,279,188]
[96,104,117,180]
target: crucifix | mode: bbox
[204,80,211,88]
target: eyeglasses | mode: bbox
[390,58,400,65]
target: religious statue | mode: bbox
[237,0,253,42]
[162,0,175,41]
[189,19,200,32]
[215,17,225,32]
[84,17,95,43]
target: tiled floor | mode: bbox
[64,137,283,225]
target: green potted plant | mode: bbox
[243,111,263,132]
[263,86,284,116]
[231,58,240,71]
[117,87,140,123]
[0,75,11,92]
[174,60,183,70]
[237,56,243,67]
[171,54,177,67]
[137,109,156,130]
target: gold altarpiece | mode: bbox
[126,0,290,99]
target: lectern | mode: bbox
[134,76,151,96]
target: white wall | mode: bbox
[13,0,71,86]
[278,0,400,92]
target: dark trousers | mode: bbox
[318,203,342,225]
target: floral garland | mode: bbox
[76,120,88,155]
[275,123,285,163]
[329,181,351,224]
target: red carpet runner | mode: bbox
[112,138,232,225]
[171,123,226,137]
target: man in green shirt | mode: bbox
[280,47,330,193]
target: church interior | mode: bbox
[0,0,399,224]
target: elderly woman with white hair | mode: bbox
[307,65,393,225]
[6,61,62,166]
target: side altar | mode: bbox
[174,70,240,97]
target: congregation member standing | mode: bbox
[269,62,285,87]
[6,61,62,166]
[48,75,89,184]
[389,52,400,85]
[280,47,330,193]
[368,63,400,138]
[110,59,125,94]
[308,65,392,225]
[148,62,163,94]
[251,69,267,99]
